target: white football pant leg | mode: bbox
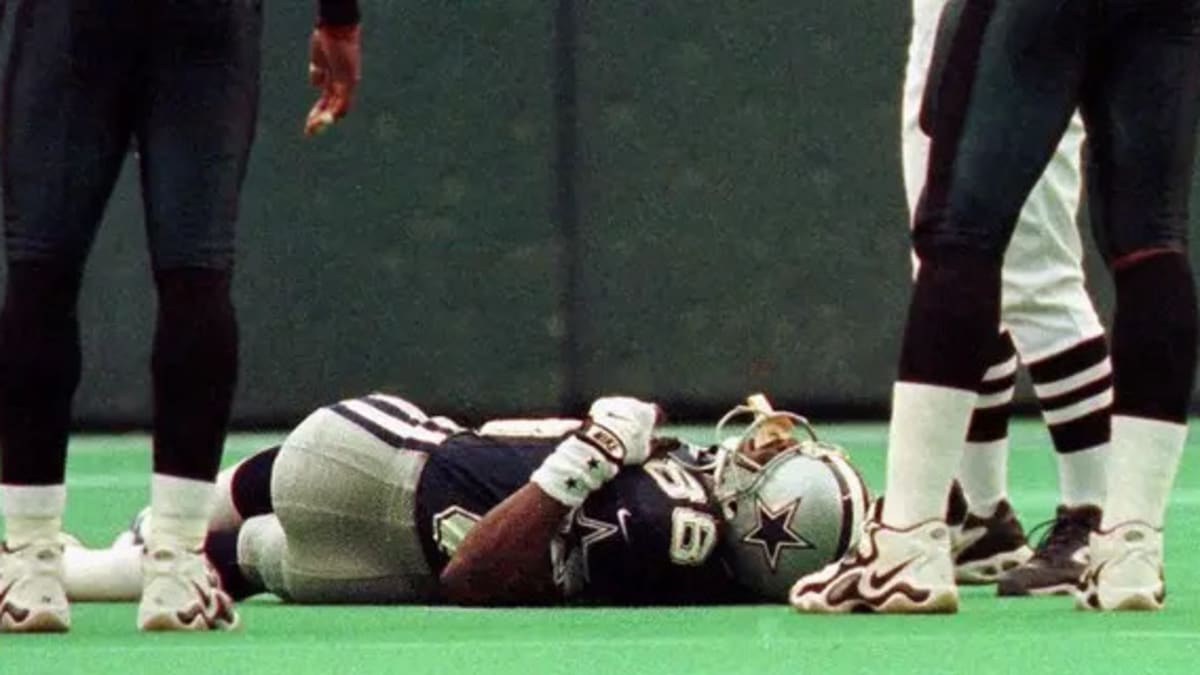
[901,0,1104,360]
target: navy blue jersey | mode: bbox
[415,432,561,573]
[414,433,744,604]
[552,458,743,605]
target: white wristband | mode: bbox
[530,435,619,507]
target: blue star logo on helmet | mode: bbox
[741,497,814,572]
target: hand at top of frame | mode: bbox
[304,23,361,137]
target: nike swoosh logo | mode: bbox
[0,580,30,623]
[951,526,986,556]
[616,508,633,541]
[867,556,920,588]
[190,580,213,607]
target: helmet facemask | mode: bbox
[704,396,869,601]
[710,400,849,519]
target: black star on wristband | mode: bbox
[566,478,579,491]
[587,458,600,470]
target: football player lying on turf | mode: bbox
[64,393,870,605]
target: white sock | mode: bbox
[149,474,215,551]
[1102,416,1187,530]
[883,382,977,528]
[958,439,1008,517]
[1057,443,1108,508]
[2,484,66,546]
[63,545,144,601]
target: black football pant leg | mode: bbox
[904,0,1087,389]
[0,0,143,485]
[1084,1,1200,423]
[0,0,261,485]
[142,0,261,482]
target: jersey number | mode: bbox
[432,506,482,557]
[643,458,707,504]
[643,459,717,565]
[670,507,718,565]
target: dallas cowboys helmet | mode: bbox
[707,399,871,601]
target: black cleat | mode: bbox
[997,504,1101,597]
[945,482,1033,584]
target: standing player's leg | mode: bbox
[987,111,1111,597]
[131,1,262,631]
[793,0,1087,613]
[999,239,1110,595]
[943,331,1035,583]
[1075,2,1200,611]
[904,2,1031,573]
[0,0,140,633]
[903,0,1111,591]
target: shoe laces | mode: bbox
[1026,510,1091,561]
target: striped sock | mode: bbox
[958,332,1016,517]
[1028,335,1111,509]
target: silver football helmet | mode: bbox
[707,400,871,601]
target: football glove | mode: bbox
[304,23,361,136]
[581,396,659,465]
[530,396,660,507]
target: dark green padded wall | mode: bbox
[2,1,1196,426]
[572,1,913,410]
[235,0,561,422]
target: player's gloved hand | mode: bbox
[531,396,660,507]
[304,22,361,137]
[581,396,660,465]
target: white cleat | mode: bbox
[791,513,958,614]
[138,546,239,631]
[0,540,71,633]
[1075,522,1165,612]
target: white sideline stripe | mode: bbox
[1042,390,1113,425]
[975,386,1015,409]
[342,399,448,445]
[983,355,1018,381]
[1033,358,1112,398]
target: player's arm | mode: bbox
[438,483,568,605]
[305,0,362,136]
[440,397,660,605]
